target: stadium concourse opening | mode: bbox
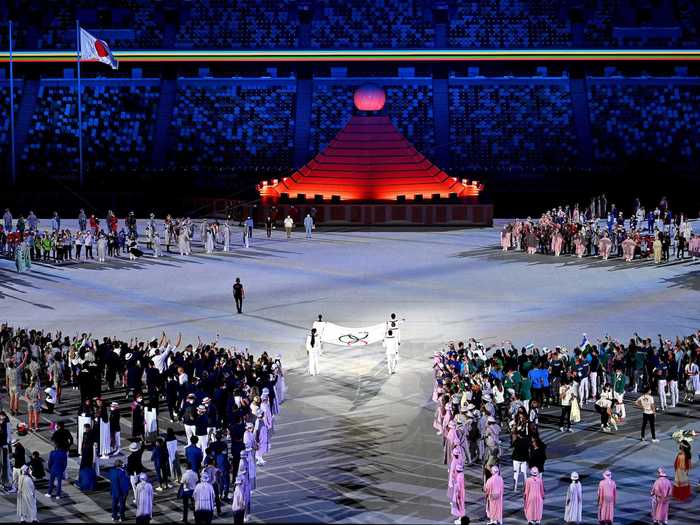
[258,85,492,226]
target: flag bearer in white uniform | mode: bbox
[383,330,399,375]
[312,315,326,355]
[306,328,321,376]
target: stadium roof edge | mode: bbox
[1,49,700,63]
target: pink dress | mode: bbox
[433,403,446,432]
[524,475,544,522]
[513,223,522,248]
[444,423,458,464]
[597,478,616,522]
[651,476,672,523]
[574,237,585,257]
[447,452,464,499]
[551,233,563,256]
[432,385,440,403]
[450,470,465,518]
[484,472,504,523]
[689,236,700,257]
[501,230,511,251]
[441,407,453,436]
[598,237,612,259]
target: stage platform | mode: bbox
[259,202,494,227]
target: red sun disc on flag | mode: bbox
[94,40,109,58]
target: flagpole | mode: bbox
[9,20,16,185]
[76,20,84,186]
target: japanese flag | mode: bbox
[80,28,118,70]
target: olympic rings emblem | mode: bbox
[338,332,370,345]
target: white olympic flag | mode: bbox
[318,321,387,347]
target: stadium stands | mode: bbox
[588,80,700,166]
[309,83,358,155]
[448,81,578,171]
[0,84,22,157]
[169,81,296,171]
[3,2,700,183]
[35,1,163,49]
[678,0,700,48]
[385,84,435,157]
[22,82,159,176]
[7,75,700,177]
[310,0,433,49]
[0,6,27,50]
[3,0,699,51]
[176,0,297,49]
[449,0,571,49]
[310,82,434,157]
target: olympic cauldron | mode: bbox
[257,85,492,226]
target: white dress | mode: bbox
[145,407,158,437]
[222,224,230,252]
[16,471,37,522]
[564,480,582,523]
[178,229,188,256]
[272,362,286,406]
[686,363,700,394]
[152,232,161,257]
[97,237,107,262]
[166,439,178,469]
[99,417,111,457]
[205,230,215,253]
[136,480,153,518]
[306,335,320,376]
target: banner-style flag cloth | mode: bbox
[319,322,387,347]
[581,333,591,349]
[80,27,118,69]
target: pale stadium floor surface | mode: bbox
[0,219,699,523]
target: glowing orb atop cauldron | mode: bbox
[353,84,386,111]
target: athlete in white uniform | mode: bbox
[383,330,400,375]
[306,328,321,376]
[312,315,326,355]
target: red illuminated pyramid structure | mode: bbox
[258,114,482,202]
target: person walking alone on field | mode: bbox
[233,278,244,314]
